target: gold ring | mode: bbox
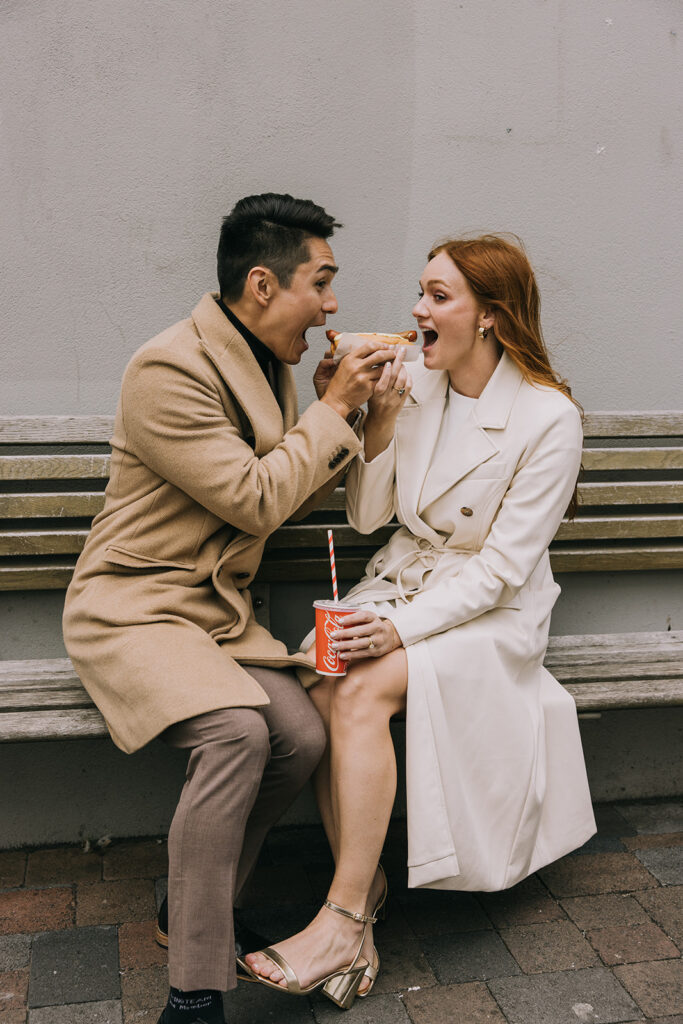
[394,387,406,396]
[368,638,375,650]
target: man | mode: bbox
[62,193,394,1024]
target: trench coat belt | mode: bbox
[368,540,473,603]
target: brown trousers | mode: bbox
[162,666,326,991]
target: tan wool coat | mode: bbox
[62,293,361,753]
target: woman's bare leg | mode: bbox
[244,648,407,990]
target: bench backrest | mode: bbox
[1,412,682,589]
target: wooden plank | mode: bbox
[0,494,104,519]
[549,546,683,572]
[266,524,394,550]
[556,514,683,541]
[0,454,110,480]
[0,563,76,589]
[546,630,683,654]
[581,447,683,471]
[567,678,683,711]
[0,658,82,683]
[0,416,114,444]
[0,708,108,742]
[0,530,87,556]
[578,482,683,505]
[582,412,683,437]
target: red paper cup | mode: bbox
[313,600,357,676]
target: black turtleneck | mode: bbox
[216,297,279,404]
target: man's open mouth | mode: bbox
[422,330,438,349]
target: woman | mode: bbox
[241,234,596,1007]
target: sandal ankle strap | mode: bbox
[323,899,377,925]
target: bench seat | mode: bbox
[1,630,681,743]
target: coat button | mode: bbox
[328,460,337,469]
[460,506,474,517]
[236,571,249,579]
[340,447,349,457]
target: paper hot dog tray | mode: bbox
[326,330,420,362]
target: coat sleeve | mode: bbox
[384,402,583,646]
[345,430,397,534]
[120,347,362,536]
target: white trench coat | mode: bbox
[323,352,596,892]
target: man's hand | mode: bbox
[313,348,338,400]
[320,341,396,420]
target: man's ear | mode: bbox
[245,266,277,308]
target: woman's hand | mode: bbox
[366,348,412,421]
[330,610,402,663]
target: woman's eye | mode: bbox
[417,290,424,299]
[434,293,446,302]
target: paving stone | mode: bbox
[593,804,637,838]
[645,1017,683,1023]
[0,889,74,936]
[500,920,599,974]
[401,980,506,1023]
[76,880,156,926]
[120,965,168,1015]
[29,926,120,1008]
[222,978,317,1022]
[122,1008,164,1024]
[634,847,683,886]
[369,926,437,996]
[618,802,683,835]
[29,1000,123,1023]
[421,929,521,984]
[539,852,659,897]
[26,848,102,887]
[118,921,167,971]
[635,886,683,945]
[614,958,683,1018]
[312,991,411,1022]
[0,852,26,889]
[154,878,167,913]
[102,841,168,881]
[572,836,628,855]
[587,921,680,965]
[488,966,642,1024]
[622,833,683,851]
[0,934,31,971]
[561,894,652,930]
[397,887,491,936]
[0,967,29,1023]
[478,875,566,928]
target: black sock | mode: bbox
[165,987,223,1023]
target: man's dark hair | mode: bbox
[217,193,341,302]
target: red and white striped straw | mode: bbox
[327,529,339,602]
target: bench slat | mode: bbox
[582,411,683,436]
[0,495,104,520]
[0,708,108,742]
[578,482,683,505]
[581,447,683,471]
[566,678,683,711]
[0,416,114,444]
[0,454,111,480]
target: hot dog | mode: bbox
[325,330,419,362]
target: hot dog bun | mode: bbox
[326,330,419,361]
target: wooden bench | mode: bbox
[1,412,682,742]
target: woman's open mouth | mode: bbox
[422,330,438,350]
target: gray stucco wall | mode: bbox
[1,1,681,846]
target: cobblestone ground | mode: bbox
[0,800,681,1023]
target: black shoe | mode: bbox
[156,895,271,958]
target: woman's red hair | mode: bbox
[429,234,581,516]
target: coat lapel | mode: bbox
[402,352,524,518]
[191,293,285,455]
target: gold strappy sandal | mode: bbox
[357,864,387,999]
[237,899,376,1010]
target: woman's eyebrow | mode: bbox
[419,278,449,288]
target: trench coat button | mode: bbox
[340,447,349,457]
[236,571,249,579]
[328,459,337,469]
[460,506,474,517]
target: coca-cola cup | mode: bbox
[313,600,358,676]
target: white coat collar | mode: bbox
[397,351,523,522]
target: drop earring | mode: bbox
[478,325,489,340]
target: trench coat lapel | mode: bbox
[394,367,449,541]
[417,351,524,512]
[191,292,285,455]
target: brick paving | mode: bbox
[0,802,679,1023]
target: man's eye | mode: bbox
[417,290,424,299]
[316,280,327,290]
